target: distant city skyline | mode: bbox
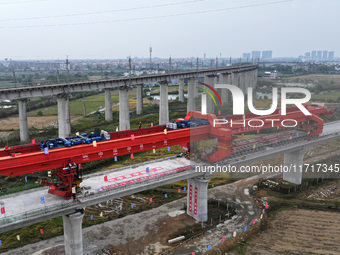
[0,0,338,60]
[304,50,335,60]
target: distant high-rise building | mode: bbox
[311,51,317,60]
[262,50,273,59]
[328,51,335,60]
[251,51,261,60]
[317,50,322,60]
[322,50,328,59]
[305,52,311,60]
[242,53,251,60]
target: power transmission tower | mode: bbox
[56,67,60,83]
[12,69,17,84]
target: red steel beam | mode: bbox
[0,125,211,177]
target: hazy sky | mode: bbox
[0,0,338,60]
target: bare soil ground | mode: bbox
[246,209,340,255]
[108,213,196,255]
[0,131,12,140]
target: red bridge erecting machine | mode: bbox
[0,105,334,198]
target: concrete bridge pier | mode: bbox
[119,87,130,131]
[63,211,84,255]
[232,71,240,89]
[159,81,169,125]
[283,150,306,184]
[249,69,254,89]
[18,99,29,142]
[194,79,198,98]
[240,71,247,93]
[252,69,258,88]
[219,73,230,105]
[57,94,71,138]
[244,71,251,93]
[204,74,216,114]
[187,177,210,222]
[187,77,196,113]
[136,84,143,115]
[178,78,185,102]
[104,88,112,121]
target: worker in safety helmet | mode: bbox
[139,122,142,129]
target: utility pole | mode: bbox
[149,46,152,69]
[168,56,172,82]
[129,56,132,84]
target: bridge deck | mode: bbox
[0,121,340,233]
[0,64,257,100]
